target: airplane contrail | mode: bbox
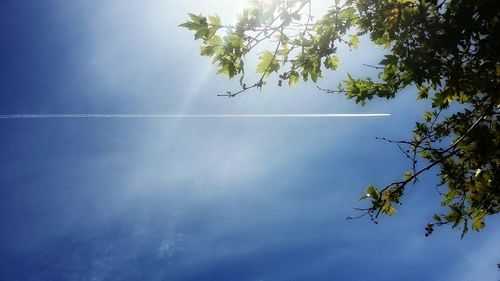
[0,113,391,119]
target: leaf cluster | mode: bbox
[181,0,500,236]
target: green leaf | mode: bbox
[424,111,433,122]
[178,21,198,30]
[324,56,340,70]
[200,35,223,57]
[379,55,398,66]
[366,185,380,200]
[403,171,413,181]
[208,15,221,27]
[338,7,356,22]
[289,71,299,87]
[358,194,369,201]
[461,222,468,239]
[420,151,431,159]
[348,35,359,49]
[433,214,442,222]
[310,67,320,82]
[216,58,238,77]
[381,203,396,216]
[256,50,279,77]
[179,14,211,40]
[472,218,485,231]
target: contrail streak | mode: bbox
[0,113,390,119]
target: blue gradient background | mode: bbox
[1,1,498,280]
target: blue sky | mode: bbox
[0,1,499,280]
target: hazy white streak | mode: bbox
[0,113,390,119]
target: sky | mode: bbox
[0,1,499,280]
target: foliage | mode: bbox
[181,0,500,237]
